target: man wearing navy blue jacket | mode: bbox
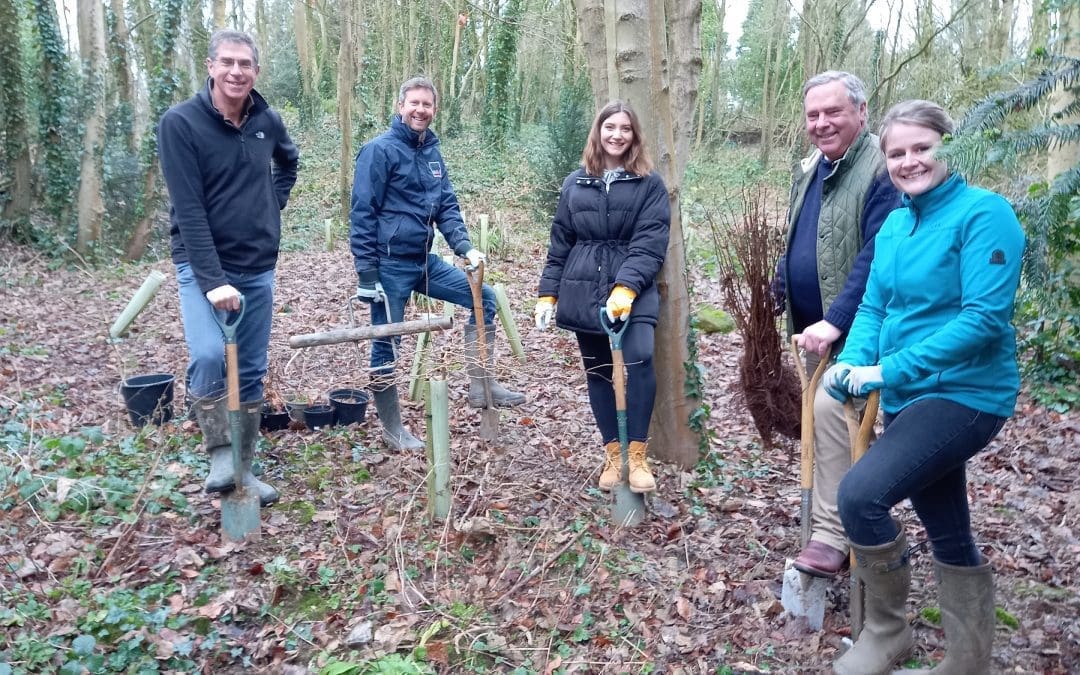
[159,30,299,506]
[777,71,900,578]
[350,77,524,451]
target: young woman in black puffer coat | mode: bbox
[535,100,671,493]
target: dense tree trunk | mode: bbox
[212,0,225,29]
[124,0,183,260]
[76,0,107,252]
[33,0,75,224]
[0,0,32,230]
[107,0,136,152]
[574,0,704,468]
[295,0,318,123]
[337,0,359,225]
[1048,4,1080,182]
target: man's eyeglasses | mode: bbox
[214,58,256,72]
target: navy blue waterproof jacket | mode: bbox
[350,116,473,280]
[538,169,670,334]
[159,79,299,294]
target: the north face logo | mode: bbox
[990,249,1006,265]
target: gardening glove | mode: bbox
[605,285,637,323]
[206,284,241,311]
[846,365,884,398]
[534,296,556,330]
[355,270,387,304]
[822,362,854,403]
[464,248,485,269]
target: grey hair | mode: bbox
[398,76,438,106]
[878,100,955,150]
[802,71,867,108]
[208,30,260,66]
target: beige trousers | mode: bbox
[804,352,869,553]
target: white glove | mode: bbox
[534,299,555,330]
[846,365,884,397]
[206,284,241,311]
[355,281,388,304]
[464,248,485,268]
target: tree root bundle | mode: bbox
[710,190,800,448]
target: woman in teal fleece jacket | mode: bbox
[823,101,1025,675]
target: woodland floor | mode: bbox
[0,238,1077,674]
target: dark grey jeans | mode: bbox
[838,397,1006,566]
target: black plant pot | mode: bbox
[303,404,335,430]
[329,388,369,426]
[120,373,175,427]
[261,406,290,431]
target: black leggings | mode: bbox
[576,323,656,444]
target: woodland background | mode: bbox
[0,0,1078,673]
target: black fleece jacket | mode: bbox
[159,79,299,293]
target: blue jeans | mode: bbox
[838,398,1006,566]
[176,262,275,402]
[370,254,496,372]
[575,324,656,443]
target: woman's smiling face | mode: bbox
[884,122,949,197]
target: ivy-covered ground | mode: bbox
[0,230,1077,674]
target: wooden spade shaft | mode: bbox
[790,337,830,548]
[844,390,880,640]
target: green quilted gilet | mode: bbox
[784,130,886,336]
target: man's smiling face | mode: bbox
[398,86,436,133]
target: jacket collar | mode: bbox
[199,77,267,125]
[390,115,438,148]
[800,128,874,177]
[902,172,966,216]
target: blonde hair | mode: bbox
[581,100,653,177]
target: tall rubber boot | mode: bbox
[464,323,525,408]
[239,400,279,507]
[899,556,994,674]
[627,441,656,493]
[598,441,621,491]
[194,396,234,494]
[834,524,914,675]
[371,379,424,451]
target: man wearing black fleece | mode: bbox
[159,30,299,507]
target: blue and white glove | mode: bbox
[464,248,485,268]
[822,363,854,403]
[846,365,884,398]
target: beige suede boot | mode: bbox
[598,441,621,491]
[627,441,656,493]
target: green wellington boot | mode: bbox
[896,556,994,674]
[371,379,424,451]
[834,524,914,675]
[464,323,525,407]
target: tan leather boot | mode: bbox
[598,441,621,491]
[627,441,656,493]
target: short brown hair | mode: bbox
[581,100,653,177]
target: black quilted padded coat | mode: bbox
[538,168,670,334]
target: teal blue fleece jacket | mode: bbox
[838,173,1025,417]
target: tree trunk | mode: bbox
[295,0,318,123]
[107,0,136,151]
[76,0,107,252]
[212,0,225,29]
[124,0,183,260]
[33,0,76,224]
[575,0,704,468]
[1048,4,1080,182]
[0,0,32,230]
[337,0,358,225]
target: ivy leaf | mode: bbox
[72,634,96,656]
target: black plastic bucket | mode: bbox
[120,373,175,427]
[329,388,369,426]
[303,404,335,430]
[261,406,290,431]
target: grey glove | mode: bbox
[356,270,387,304]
